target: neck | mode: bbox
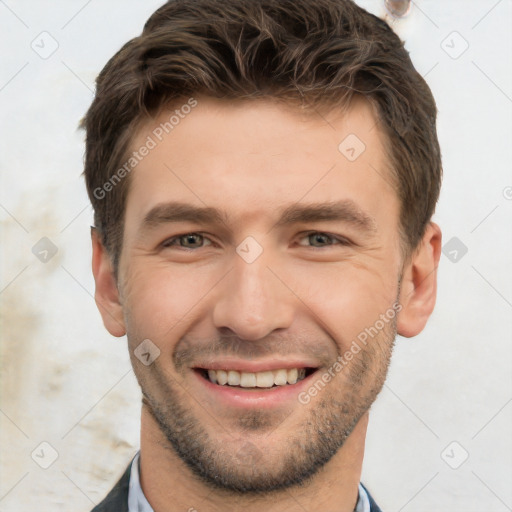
[139,408,368,512]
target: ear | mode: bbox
[397,222,442,338]
[91,228,126,337]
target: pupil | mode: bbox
[183,234,201,247]
[311,233,328,246]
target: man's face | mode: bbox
[116,96,403,493]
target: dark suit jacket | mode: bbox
[91,461,383,512]
[91,462,131,512]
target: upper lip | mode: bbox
[193,358,319,373]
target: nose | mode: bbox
[212,250,295,341]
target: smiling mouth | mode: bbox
[195,367,317,389]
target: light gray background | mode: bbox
[1,1,511,510]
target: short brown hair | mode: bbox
[82,0,442,269]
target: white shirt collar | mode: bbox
[128,451,153,512]
[128,451,370,512]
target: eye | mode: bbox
[162,232,212,249]
[297,231,350,248]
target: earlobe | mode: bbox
[397,222,442,338]
[91,228,126,337]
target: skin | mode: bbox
[92,95,441,512]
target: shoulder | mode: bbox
[90,461,132,512]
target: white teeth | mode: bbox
[204,368,309,388]
[274,369,288,386]
[287,368,298,384]
[227,370,240,386]
[240,372,257,387]
[216,370,228,385]
[256,371,274,388]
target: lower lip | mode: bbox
[193,369,318,410]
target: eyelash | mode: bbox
[161,231,352,250]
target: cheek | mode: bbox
[289,260,399,349]
[121,262,219,342]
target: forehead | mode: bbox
[124,95,398,232]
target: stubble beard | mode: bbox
[131,315,397,496]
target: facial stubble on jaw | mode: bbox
[129,315,396,497]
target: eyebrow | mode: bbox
[140,200,377,234]
[142,202,228,229]
[274,200,377,232]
